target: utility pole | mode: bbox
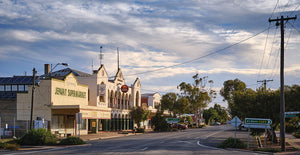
[269,15,297,152]
[30,68,37,130]
[257,79,273,89]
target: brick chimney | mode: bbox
[44,64,50,74]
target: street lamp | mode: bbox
[49,63,69,77]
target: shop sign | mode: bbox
[121,85,129,93]
[55,87,86,98]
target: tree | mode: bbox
[203,104,228,125]
[177,74,216,126]
[151,110,170,132]
[130,106,146,128]
[161,92,177,116]
[220,79,247,117]
[174,97,190,116]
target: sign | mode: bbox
[244,124,271,129]
[285,111,300,115]
[165,118,180,123]
[230,116,242,128]
[285,114,296,118]
[245,118,272,125]
[121,85,129,93]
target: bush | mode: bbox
[59,136,86,145]
[294,133,300,138]
[136,128,145,133]
[217,137,247,149]
[0,142,7,148]
[4,143,20,151]
[151,111,171,132]
[19,128,57,145]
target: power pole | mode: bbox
[257,79,273,89]
[30,68,37,130]
[269,15,297,152]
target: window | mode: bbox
[12,85,18,91]
[80,119,86,130]
[0,85,4,91]
[100,96,104,102]
[25,85,28,91]
[5,85,11,91]
[18,85,25,91]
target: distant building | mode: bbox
[0,76,38,137]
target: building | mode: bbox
[0,76,38,137]
[1,64,141,137]
[141,93,162,129]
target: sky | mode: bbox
[0,0,300,108]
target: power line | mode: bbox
[123,26,273,78]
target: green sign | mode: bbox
[165,118,180,123]
[285,114,296,118]
[245,118,272,125]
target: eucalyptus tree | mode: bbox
[177,74,216,126]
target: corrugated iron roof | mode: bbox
[0,76,39,85]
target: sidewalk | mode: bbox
[79,131,137,141]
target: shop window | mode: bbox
[5,85,11,91]
[12,85,18,91]
[0,85,4,91]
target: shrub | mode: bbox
[136,128,145,133]
[59,136,86,145]
[294,133,300,138]
[4,143,20,151]
[19,128,57,145]
[151,111,171,132]
[0,142,7,148]
[217,137,247,149]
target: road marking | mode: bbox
[141,147,148,151]
[197,140,219,150]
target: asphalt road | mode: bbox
[5,125,265,155]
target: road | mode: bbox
[6,125,265,155]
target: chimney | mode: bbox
[44,64,50,74]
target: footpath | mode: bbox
[3,128,300,153]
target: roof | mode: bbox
[42,68,91,78]
[141,93,159,97]
[0,76,39,85]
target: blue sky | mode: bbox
[1,0,300,108]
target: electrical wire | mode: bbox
[122,26,273,78]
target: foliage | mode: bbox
[18,128,57,145]
[130,106,149,128]
[59,136,86,145]
[178,74,216,126]
[203,104,228,125]
[294,133,300,138]
[216,137,247,149]
[4,143,20,151]
[220,79,300,129]
[135,128,145,133]
[286,117,299,133]
[0,142,7,148]
[151,110,170,132]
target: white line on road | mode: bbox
[197,140,219,150]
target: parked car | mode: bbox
[177,124,188,130]
[213,122,221,125]
[238,123,246,130]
